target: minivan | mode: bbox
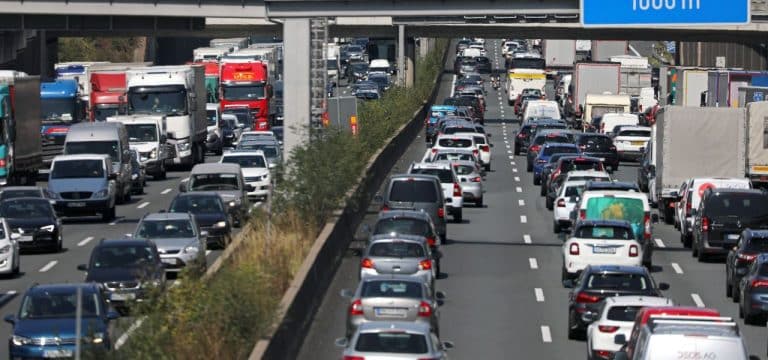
[675,177,751,248]
[48,154,118,221]
[179,163,253,227]
[378,174,447,243]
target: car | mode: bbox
[514,94,542,116]
[513,120,567,155]
[738,253,768,324]
[451,160,484,207]
[573,133,619,172]
[565,265,669,340]
[220,150,272,201]
[521,100,561,125]
[532,143,580,184]
[553,180,586,233]
[430,134,477,164]
[693,189,768,261]
[526,131,574,171]
[345,61,369,83]
[618,306,722,358]
[637,144,653,192]
[134,212,208,274]
[425,105,458,143]
[235,139,282,167]
[543,156,605,204]
[47,154,117,222]
[368,72,391,92]
[5,283,119,359]
[168,192,233,249]
[613,126,651,161]
[474,56,492,73]
[379,174,447,242]
[179,163,254,227]
[77,239,165,310]
[470,133,492,171]
[538,153,575,199]
[219,114,242,147]
[675,177,751,248]
[0,218,20,275]
[598,113,639,136]
[0,187,53,202]
[335,322,453,359]
[340,275,445,338]
[408,162,464,222]
[563,220,643,281]
[129,149,146,195]
[359,234,438,291]
[0,198,62,253]
[443,97,483,124]
[585,296,674,360]
[726,229,768,301]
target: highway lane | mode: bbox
[298,39,768,359]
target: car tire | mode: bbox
[54,237,62,253]
[12,258,19,275]
[561,266,568,282]
[453,210,462,223]
[567,310,580,340]
[102,206,116,222]
[726,275,733,297]
[526,163,533,172]
[692,238,699,258]
[533,176,540,186]
[681,232,692,248]
[554,221,561,234]
[546,197,554,210]
[440,233,447,245]
[739,300,745,318]
[663,206,674,225]
[732,283,740,303]
[540,183,547,196]
[484,163,491,172]
[744,311,763,326]
[476,197,483,208]
[514,147,520,156]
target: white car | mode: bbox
[600,113,639,136]
[586,296,674,360]
[431,134,477,158]
[219,150,272,201]
[564,170,612,183]
[613,126,651,161]
[553,180,586,233]
[562,220,643,280]
[674,177,751,247]
[408,162,464,222]
[470,133,492,171]
[0,218,19,275]
[237,130,277,145]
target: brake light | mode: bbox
[598,325,619,333]
[343,356,365,360]
[594,350,612,359]
[569,243,580,255]
[557,199,566,207]
[417,301,432,317]
[643,214,651,241]
[480,145,490,152]
[529,144,541,152]
[360,258,374,269]
[0,158,6,168]
[472,149,478,156]
[751,279,768,288]
[425,236,436,247]
[579,210,586,220]
[381,204,389,211]
[349,299,364,316]
[738,253,758,262]
[685,199,692,216]
[438,208,445,218]
[701,216,710,232]
[419,259,432,271]
[431,148,438,154]
[453,183,461,197]
[470,176,482,182]
[629,245,639,257]
[575,292,600,303]
[517,133,526,138]
[609,145,617,151]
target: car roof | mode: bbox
[0,186,41,192]
[369,233,429,243]
[585,264,648,275]
[567,170,610,177]
[376,210,432,221]
[358,321,431,333]
[585,181,640,191]
[706,188,764,196]
[143,212,193,221]
[616,126,651,132]
[636,306,720,324]
[605,296,674,307]
[190,162,241,174]
[52,154,110,162]
[27,283,101,295]
[391,174,440,182]
[412,162,452,170]
[543,142,577,148]
[360,274,430,283]
[222,150,266,157]
[96,238,154,248]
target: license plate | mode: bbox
[728,234,741,240]
[161,258,176,265]
[67,202,86,208]
[375,307,408,318]
[18,236,33,242]
[592,246,616,254]
[110,292,136,301]
[631,141,645,146]
[43,350,73,358]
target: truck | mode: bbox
[652,106,747,222]
[506,69,546,106]
[126,65,207,168]
[220,61,274,130]
[583,94,631,130]
[737,86,768,108]
[567,62,621,126]
[106,114,171,179]
[542,40,575,76]
[326,43,340,82]
[0,73,42,185]
[576,40,592,61]
[746,102,768,187]
[193,47,230,62]
[85,63,153,122]
[210,38,249,52]
[610,55,653,98]
[192,61,221,104]
[679,69,709,107]
[40,79,86,169]
[55,62,110,107]
[591,41,627,62]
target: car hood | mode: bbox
[151,237,198,251]
[241,167,269,177]
[49,178,107,193]
[193,213,227,227]
[129,143,157,153]
[6,217,54,230]
[14,318,106,339]
[85,267,146,283]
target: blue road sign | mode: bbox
[581,0,750,27]
[754,91,765,103]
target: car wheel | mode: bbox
[739,299,745,318]
[663,206,674,225]
[102,206,116,222]
[692,238,699,258]
[124,189,132,203]
[440,233,447,245]
[567,310,580,340]
[514,147,520,156]
[546,197,554,211]
[484,163,491,172]
[540,183,547,196]
[732,283,740,303]
[476,197,483,208]
[453,210,462,223]
[55,237,62,253]
[12,258,19,275]
[526,163,533,172]
[681,232,692,248]
[561,266,568,282]
[744,311,762,326]
[726,275,733,297]
[553,221,561,234]
[533,176,540,186]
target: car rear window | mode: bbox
[562,159,603,171]
[355,332,428,354]
[565,185,584,197]
[411,168,453,183]
[453,165,475,175]
[618,130,650,137]
[361,280,423,299]
[578,135,613,149]
[438,138,472,148]
[369,242,425,257]
[575,225,634,240]
[543,146,578,156]
[374,218,430,238]
[746,236,768,252]
[585,273,648,291]
[435,153,474,162]
[389,180,438,202]
[706,194,768,219]
[607,305,643,322]
[473,136,486,144]
[443,127,476,135]
[533,135,570,145]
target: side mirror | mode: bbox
[339,289,354,298]
[9,233,20,241]
[108,173,118,180]
[658,282,670,291]
[179,180,188,193]
[106,310,120,321]
[334,337,349,348]
[563,279,574,288]
[614,334,627,345]
[651,214,659,223]
[77,264,88,271]
[4,314,15,324]
[441,341,455,350]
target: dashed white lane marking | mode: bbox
[654,238,665,248]
[206,250,212,256]
[529,258,538,269]
[514,176,520,182]
[691,293,705,308]
[524,234,532,243]
[535,288,545,302]
[78,236,95,247]
[450,74,457,97]
[520,215,528,223]
[512,168,518,173]
[508,155,514,159]
[511,161,516,165]
[671,263,684,274]
[0,291,17,303]
[541,326,552,343]
[161,188,172,195]
[504,140,509,143]
[518,199,525,206]
[506,144,511,149]
[115,317,146,349]
[516,186,522,192]
[39,260,58,273]
[507,150,513,154]
[109,218,121,226]
[137,202,150,209]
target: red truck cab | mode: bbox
[219,62,272,130]
[90,72,126,122]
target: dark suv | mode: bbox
[573,133,619,172]
[726,229,768,301]
[693,189,768,262]
[378,174,447,243]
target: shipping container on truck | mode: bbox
[610,55,653,98]
[591,41,627,62]
[0,73,42,185]
[567,62,621,126]
[84,63,153,122]
[209,38,249,52]
[219,61,274,130]
[746,101,768,187]
[542,40,576,77]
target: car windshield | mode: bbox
[0,200,51,219]
[534,135,570,145]
[126,124,158,142]
[91,245,156,269]
[41,98,76,123]
[129,90,187,115]
[565,185,584,197]
[585,273,648,291]
[361,281,423,299]
[453,164,475,175]
[527,106,560,119]
[51,160,104,179]
[438,138,472,148]
[543,146,578,156]
[206,109,218,126]
[618,130,650,137]
[607,305,643,322]
[0,190,41,201]
[222,84,265,101]
[189,173,240,191]
[473,136,486,145]
[65,141,119,163]
[410,168,453,184]
[374,218,430,237]
[237,143,279,158]
[221,155,267,168]
[355,332,428,354]
[575,225,633,240]
[19,292,100,319]
[443,127,477,135]
[93,105,122,122]
[369,242,425,257]
[137,219,195,238]
[389,181,438,203]
[563,159,603,171]
[170,196,223,214]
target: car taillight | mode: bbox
[0,158,6,168]
[529,144,541,152]
[344,356,365,360]
[472,149,478,156]
[349,299,364,315]
[557,199,566,207]
[381,204,389,211]
[438,207,445,218]
[480,145,490,152]
[418,301,432,317]
[360,258,374,269]
[453,183,461,197]
[594,350,612,359]
[431,148,438,154]
[644,214,651,240]
[738,253,758,262]
[579,210,586,220]
[751,279,768,288]
[701,216,710,232]
[685,199,692,216]
[517,133,526,138]
[569,243,580,255]
[419,259,432,271]
[426,236,436,247]
[470,176,482,182]
[598,325,619,333]
[629,245,639,257]
[575,292,600,303]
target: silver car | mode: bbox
[341,275,445,338]
[360,234,437,290]
[133,212,207,273]
[442,160,484,207]
[335,321,453,359]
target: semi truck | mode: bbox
[566,62,621,127]
[506,69,546,106]
[220,61,274,130]
[651,106,747,223]
[85,63,153,122]
[746,102,768,187]
[542,40,575,77]
[40,79,85,168]
[0,73,42,185]
[610,55,653,97]
[194,61,221,104]
[591,40,627,62]
[107,114,171,179]
[126,65,207,168]
[193,47,230,62]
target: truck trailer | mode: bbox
[0,73,42,185]
[567,62,621,127]
[542,40,576,77]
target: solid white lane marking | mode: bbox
[518,199,525,206]
[535,288,545,302]
[39,260,58,273]
[161,188,172,195]
[671,263,684,274]
[516,186,522,192]
[78,236,95,247]
[115,317,146,349]
[137,202,150,209]
[654,238,665,248]
[514,177,520,182]
[524,234,532,243]
[529,258,538,269]
[206,250,212,256]
[109,218,121,226]
[691,293,705,308]
[0,291,17,303]
[520,215,527,223]
[541,326,552,343]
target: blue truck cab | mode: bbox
[40,79,84,168]
[425,105,457,143]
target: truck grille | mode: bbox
[60,192,92,200]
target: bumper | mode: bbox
[16,231,59,251]
[159,253,198,272]
[201,226,230,245]
[583,152,619,167]
[360,269,434,288]
[246,181,270,200]
[461,185,483,201]
[589,331,625,356]
[616,148,644,159]
[0,253,14,274]
[10,343,103,359]
[701,234,738,255]
[447,197,463,210]
[565,255,642,274]
[173,149,193,165]
[53,199,111,216]
[745,292,768,315]
[141,159,163,174]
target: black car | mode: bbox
[738,253,768,324]
[515,121,568,155]
[77,238,165,312]
[474,56,492,73]
[637,144,653,192]
[565,265,668,340]
[727,229,768,302]
[573,133,619,172]
[219,117,238,147]
[0,198,62,253]
[0,187,53,202]
[444,97,484,122]
[345,61,369,83]
[693,189,768,262]
[169,192,233,249]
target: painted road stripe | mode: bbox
[518,199,525,206]
[161,188,172,195]
[691,293,705,308]
[0,291,17,304]
[511,161,516,165]
[508,155,514,159]
[507,150,512,154]
[514,176,520,182]
[520,215,528,223]
[506,144,511,149]
[109,218,121,226]
[504,140,509,143]
[529,258,538,269]
[512,168,518,173]
[206,250,212,256]
[516,186,522,192]
[524,234,532,243]
[535,288,545,302]
[115,317,146,349]
[137,202,150,209]
[654,238,665,248]
[541,326,552,343]
[39,260,58,273]
[78,236,94,247]
[450,74,457,97]
[671,263,684,274]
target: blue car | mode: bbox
[425,105,457,143]
[532,142,580,185]
[5,283,119,358]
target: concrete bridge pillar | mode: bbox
[282,17,311,163]
[397,25,416,88]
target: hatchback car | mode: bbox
[532,143,580,184]
[451,160,484,207]
[169,192,232,249]
[726,229,768,301]
[563,220,643,281]
[738,253,768,324]
[0,198,62,253]
[220,150,272,201]
[336,322,453,359]
[134,212,207,274]
[379,174,447,242]
[676,177,751,248]
[613,126,651,161]
[573,133,619,172]
[360,234,438,291]
[693,189,768,261]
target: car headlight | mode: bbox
[94,189,109,198]
[213,221,227,228]
[141,279,162,289]
[177,141,191,151]
[40,225,55,232]
[89,332,105,344]
[131,173,138,180]
[12,335,32,346]
[46,190,60,199]
[0,245,10,254]
[229,201,237,207]
[150,149,157,159]
[183,245,199,254]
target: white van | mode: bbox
[600,113,639,135]
[368,59,392,75]
[675,177,751,246]
[522,100,561,124]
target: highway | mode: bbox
[0,157,231,355]
[297,40,768,359]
